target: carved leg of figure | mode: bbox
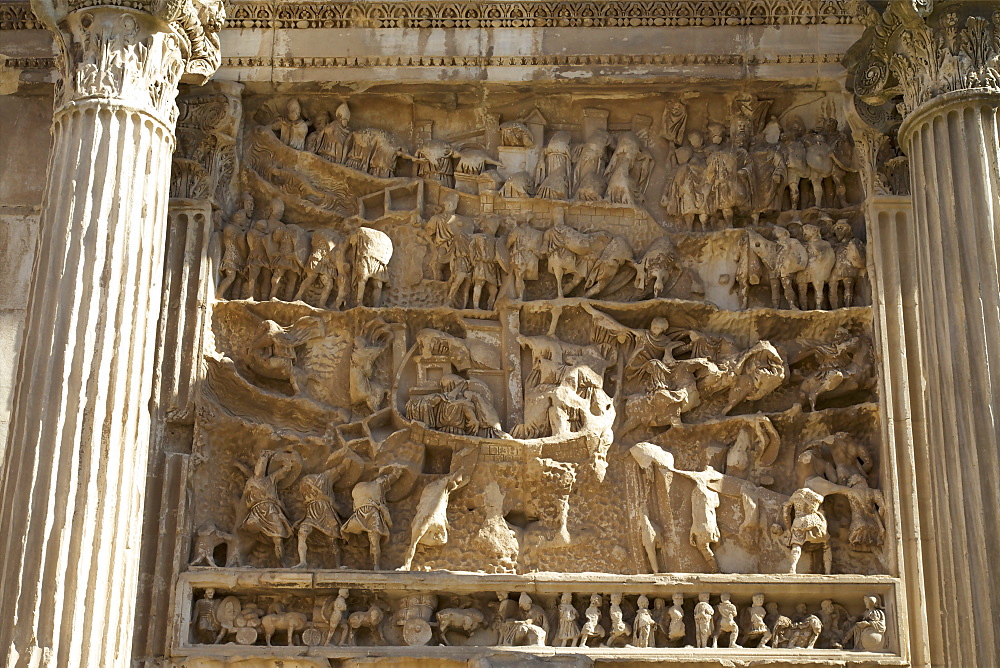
[472,280,484,310]
[514,271,526,301]
[782,277,799,310]
[294,527,311,569]
[730,625,740,648]
[273,536,285,566]
[356,277,369,306]
[486,284,498,310]
[294,271,317,301]
[334,281,349,310]
[811,178,824,207]
[369,531,382,570]
[269,269,285,300]
[398,527,425,571]
[694,537,719,572]
[723,208,734,228]
[788,544,802,573]
[829,280,841,310]
[822,542,833,574]
[284,272,300,301]
[813,281,826,310]
[789,181,800,210]
[553,268,566,299]
[563,272,586,296]
[844,278,855,307]
[371,280,384,307]
[769,279,781,309]
[218,271,237,299]
[796,280,809,310]
[758,628,773,647]
[683,213,695,231]
[317,275,334,308]
[833,172,847,208]
[244,268,261,300]
[446,273,467,306]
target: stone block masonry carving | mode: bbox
[163,82,902,665]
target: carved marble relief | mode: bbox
[177,86,892,657]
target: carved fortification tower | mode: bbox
[0,0,996,665]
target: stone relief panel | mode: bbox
[176,85,895,660]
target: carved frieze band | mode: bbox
[1,0,858,31]
[222,53,845,69]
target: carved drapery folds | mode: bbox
[848,0,1000,116]
[29,0,223,125]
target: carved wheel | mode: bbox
[402,618,433,646]
[235,627,258,645]
[301,628,325,646]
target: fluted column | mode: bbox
[0,1,221,665]
[898,90,1000,667]
[848,2,1000,664]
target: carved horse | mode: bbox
[829,239,866,309]
[261,605,308,646]
[543,225,631,298]
[346,601,390,646]
[345,226,393,308]
[781,135,856,209]
[744,229,807,309]
[436,607,486,645]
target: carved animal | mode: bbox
[454,149,503,175]
[436,607,486,645]
[698,340,788,414]
[745,228,808,309]
[347,226,393,307]
[543,224,630,298]
[346,601,389,646]
[829,236,867,308]
[261,606,308,646]
[346,128,409,177]
[797,226,837,310]
[781,134,856,209]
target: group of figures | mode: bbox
[192,587,888,653]
[191,450,407,571]
[216,193,392,308]
[735,217,867,311]
[660,96,858,230]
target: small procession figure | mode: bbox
[712,593,739,648]
[632,595,656,648]
[694,593,714,649]
[555,592,580,647]
[745,593,773,647]
[577,594,606,647]
[606,593,631,647]
[668,593,687,646]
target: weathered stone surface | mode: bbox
[0,0,997,666]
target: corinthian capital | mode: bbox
[847,0,1000,116]
[30,0,224,125]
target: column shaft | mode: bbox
[0,2,221,664]
[902,92,1000,667]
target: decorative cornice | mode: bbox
[1,0,859,31]
[848,0,1000,118]
[222,53,846,69]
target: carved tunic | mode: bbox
[297,473,341,537]
[343,479,392,537]
[241,475,292,540]
[555,602,580,643]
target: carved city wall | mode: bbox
[163,80,900,666]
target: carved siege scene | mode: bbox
[176,85,893,658]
